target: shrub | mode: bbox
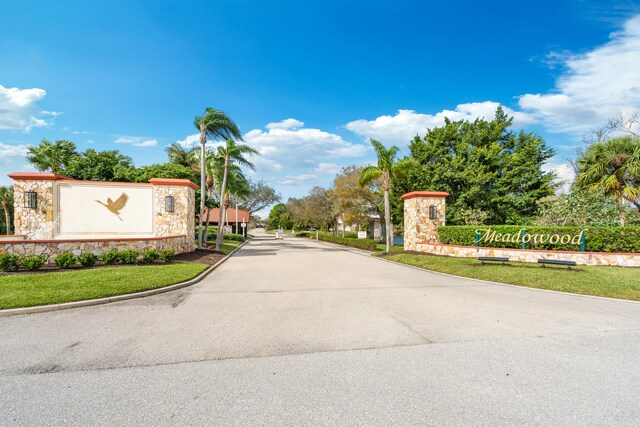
[0,253,20,272]
[437,225,640,253]
[205,233,245,242]
[54,253,77,269]
[159,248,175,263]
[314,234,377,251]
[102,249,120,265]
[118,249,139,264]
[142,249,160,264]
[78,252,98,267]
[22,254,47,271]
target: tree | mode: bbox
[194,108,243,249]
[333,166,383,236]
[26,139,78,174]
[398,108,556,225]
[267,203,292,230]
[287,187,336,230]
[214,139,259,250]
[239,180,281,213]
[122,163,198,183]
[535,189,624,227]
[65,149,133,181]
[576,136,640,225]
[225,166,251,233]
[0,186,13,235]
[359,139,415,252]
[165,143,198,170]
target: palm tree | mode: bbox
[26,139,77,174]
[0,186,13,235]
[359,139,415,252]
[225,165,250,233]
[576,136,640,225]
[165,143,197,169]
[215,139,259,250]
[193,108,243,249]
[203,151,224,238]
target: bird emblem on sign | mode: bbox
[95,193,129,221]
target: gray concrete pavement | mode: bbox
[1,229,640,425]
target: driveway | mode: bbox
[1,229,639,425]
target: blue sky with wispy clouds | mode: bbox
[1,0,639,215]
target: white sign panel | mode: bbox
[358,231,367,239]
[57,182,154,236]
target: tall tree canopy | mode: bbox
[194,108,243,249]
[27,139,78,174]
[239,180,281,213]
[360,139,415,252]
[65,149,133,181]
[575,136,640,224]
[394,108,556,225]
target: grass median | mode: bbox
[384,253,640,301]
[0,262,208,310]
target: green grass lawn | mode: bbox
[385,253,640,301]
[0,262,209,309]
[375,243,404,253]
[219,240,242,254]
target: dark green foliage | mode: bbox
[122,163,198,184]
[0,253,20,272]
[314,234,377,251]
[65,149,133,181]
[159,249,176,263]
[267,203,293,230]
[118,249,139,264]
[393,107,556,225]
[78,252,98,267]
[54,253,77,269]
[102,249,120,265]
[438,225,640,253]
[142,249,160,264]
[535,189,624,227]
[203,233,245,242]
[22,255,47,271]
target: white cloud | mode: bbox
[244,120,368,168]
[0,85,60,132]
[115,136,159,147]
[266,118,304,130]
[176,133,200,148]
[277,174,317,186]
[314,162,341,175]
[345,103,535,145]
[543,161,576,193]
[0,142,29,164]
[519,14,640,133]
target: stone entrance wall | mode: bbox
[4,173,197,262]
[401,191,449,251]
[402,190,640,267]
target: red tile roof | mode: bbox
[204,208,250,223]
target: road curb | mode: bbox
[0,238,252,317]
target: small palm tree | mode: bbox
[165,143,197,170]
[576,136,640,225]
[26,139,77,174]
[225,165,250,233]
[193,108,243,249]
[0,186,13,235]
[359,139,415,252]
[215,139,259,250]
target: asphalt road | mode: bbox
[1,230,639,425]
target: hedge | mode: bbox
[314,234,378,251]
[437,226,640,253]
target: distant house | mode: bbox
[203,207,250,234]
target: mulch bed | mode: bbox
[174,249,226,265]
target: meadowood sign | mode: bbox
[475,228,587,251]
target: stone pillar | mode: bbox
[401,191,449,251]
[150,178,197,252]
[8,172,68,239]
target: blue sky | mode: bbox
[1,0,640,215]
